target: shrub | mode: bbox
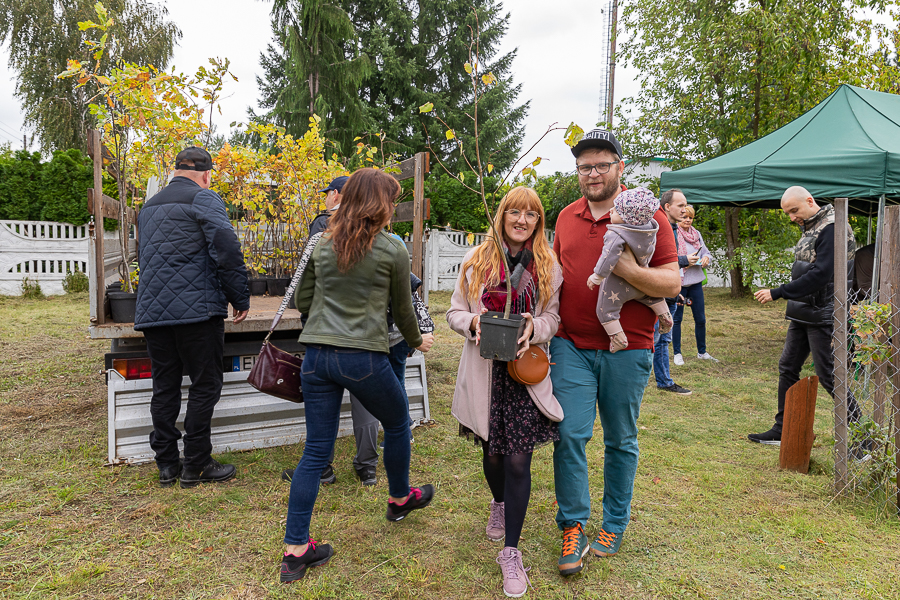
[62,270,90,293]
[21,277,45,299]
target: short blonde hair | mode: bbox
[684,205,695,219]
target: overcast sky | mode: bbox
[0,0,639,175]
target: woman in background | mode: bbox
[673,204,717,365]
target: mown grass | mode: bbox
[1,289,898,599]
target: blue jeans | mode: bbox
[550,336,652,534]
[673,283,707,355]
[285,344,412,545]
[653,301,677,388]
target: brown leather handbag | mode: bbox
[507,345,550,386]
[247,334,304,403]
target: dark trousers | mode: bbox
[775,320,860,432]
[672,283,707,355]
[143,318,225,470]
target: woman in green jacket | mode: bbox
[280,168,434,583]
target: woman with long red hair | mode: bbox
[280,168,434,583]
[447,186,564,597]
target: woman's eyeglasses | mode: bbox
[505,209,540,223]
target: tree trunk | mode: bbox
[724,206,747,298]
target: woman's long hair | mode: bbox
[460,187,557,308]
[327,168,400,272]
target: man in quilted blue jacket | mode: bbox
[135,147,250,488]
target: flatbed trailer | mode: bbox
[92,296,430,465]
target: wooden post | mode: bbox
[833,197,849,494]
[91,129,106,325]
[883,206,900,516]
[873,208,896,427]
[410,152,428,279]
[779,376,819,474]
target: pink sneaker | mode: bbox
[496,546,531,598]
[486,499,505,542]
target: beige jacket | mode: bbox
[446,248,564,441]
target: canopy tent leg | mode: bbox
[871,194,886,294]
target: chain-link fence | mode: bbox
[832,200,899,517]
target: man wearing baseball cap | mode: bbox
[308,176,349,237]
[550,129,681,573]
[135,146,250,489]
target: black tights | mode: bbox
[481,442,532,548]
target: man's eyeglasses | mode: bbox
[505,209,540,223]
[576,161,619,176]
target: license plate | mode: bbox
[233,355,257,372]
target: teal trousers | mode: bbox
[550,336,652,533]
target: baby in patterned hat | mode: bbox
[587,187,674,352]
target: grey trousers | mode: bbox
[326,394,379,470]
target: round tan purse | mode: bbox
[507,345,550,386]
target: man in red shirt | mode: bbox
[552,129,680,575]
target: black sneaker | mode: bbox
[158,460,183,488]
[386,484,435,521]
[281,464,337,485]
[279,539,334,583]
[355,466,377,486]
[659,383,692,395]
[179,459,236,488]
[748,428,781,445]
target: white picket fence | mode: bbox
[0,221,90,295]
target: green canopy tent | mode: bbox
[660,84,900,217]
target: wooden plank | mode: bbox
[92,129,106,325]
[833,198,849,494]
[392,198,430,223]
[86,129,138,196]
[883,206,900,514]
[872,208,895,427]
[87,189,136,222]
[410,152,427,278]
[779,376,819,474]
[390,156,417,182]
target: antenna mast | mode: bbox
[597,0,618,127]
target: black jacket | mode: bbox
[135,177,249,330]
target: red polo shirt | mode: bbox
[553,196,678,351]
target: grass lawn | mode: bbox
[1,288,898,599]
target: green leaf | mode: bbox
[564,122,584,148]
[77,20,99,31]
[418,102,434,113]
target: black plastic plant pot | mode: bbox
[249,277,268,296]
[267,277,291,297]
[108,291,137,323]
[479,311,526,362]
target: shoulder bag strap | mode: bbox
[265,232,324,342]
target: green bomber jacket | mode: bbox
[294,230,423,353]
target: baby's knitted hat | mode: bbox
[614,187,659,226]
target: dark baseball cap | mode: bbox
[571,128,623,159]
[174,146,213,171]
[318,176,349,194]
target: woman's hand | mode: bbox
[516,312,535,358]
[470,308,488,345]
[700,255,710,268]
[416,332,434,353]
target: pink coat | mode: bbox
[446,248,564,441]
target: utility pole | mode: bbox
[23,134,27,151]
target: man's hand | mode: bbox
[754,289,773,304]
[700,255,710,268]
[233,308,249,324]
[416,332,434,353]
[612,247,681,298]
[686,252,700,266]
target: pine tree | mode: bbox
[256,0,372,154]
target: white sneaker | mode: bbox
[673,353,684,366]
[697,352,719,362]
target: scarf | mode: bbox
[481,238,538,315]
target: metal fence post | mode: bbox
[833,197,849,494]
